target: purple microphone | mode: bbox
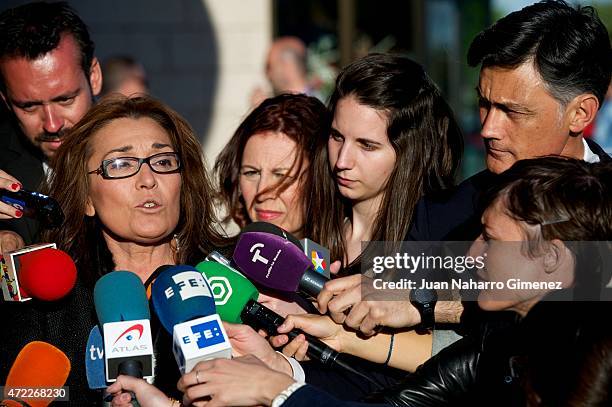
[233,222,329,298]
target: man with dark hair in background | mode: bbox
[0,2,103,404]
[0,1,102,251]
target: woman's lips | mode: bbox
[336,175,355,187]
[255,209,283,221]
[136,200,162,211]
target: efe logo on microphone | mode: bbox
[186,320,225,349]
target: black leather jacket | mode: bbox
[364,299,609,407]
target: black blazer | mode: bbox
[0,117,45,245]
[406,139,611,243]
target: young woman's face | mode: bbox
[328,95,396,204]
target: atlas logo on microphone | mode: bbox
[164,271,212,301]
[109,323,149,353]
[112,324,144,345]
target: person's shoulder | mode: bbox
[407,170,494,241]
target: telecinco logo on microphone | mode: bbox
[164,271,212,301]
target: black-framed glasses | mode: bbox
[88,152,181,179]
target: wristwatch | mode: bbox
[410,288,437,331]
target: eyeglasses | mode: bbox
[88,152,181,179]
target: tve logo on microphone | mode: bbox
[172,314,232,373]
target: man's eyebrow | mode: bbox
[50,88,81,102]
[475,87,534,114]
[11,88,82,107]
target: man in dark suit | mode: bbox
[0,1,102,250]
[316,0,611,337]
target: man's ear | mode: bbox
[85,196,95,217]
[568,94,599,134]
[89,57,103,97]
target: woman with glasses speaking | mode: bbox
[41,94,227,400]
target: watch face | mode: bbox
[411,288,438,303]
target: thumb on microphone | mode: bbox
[106,375,169,407]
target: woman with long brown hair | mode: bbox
[306,53,463,269]
[39,95,227,403]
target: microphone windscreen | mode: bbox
[4,341,70,407]
[195,261,259,323]
[233,231,311,292]
[151,265,216,333]
[85,325,106,390]
[241,221,303,249]
[18,248,77,301]
[94,271,150,324]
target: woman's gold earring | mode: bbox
[172,233,181,253]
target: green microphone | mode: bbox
[195,259,347,369]
[195,260,258,323]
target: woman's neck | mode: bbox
[344,193,384,264]
[103,233,176,283]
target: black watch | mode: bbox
[410,288,437,331]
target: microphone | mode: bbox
[85,325,106,390]
[1,244,76,302]
[2,341,70,407]
[233,222,329,297]
[301,238,331,278]
[150,265,232,374]
[94,271,154,383]
[244,221,332,278]
[196,260,342,368]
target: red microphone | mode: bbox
[1,245,77,302]
[19,247,77,301]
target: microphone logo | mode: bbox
[189,320,225,349]
[249,243,269,265]
[311,250,327,273]
[166,271,212,301]
[207,276,232,306]
[112,323,144,345]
